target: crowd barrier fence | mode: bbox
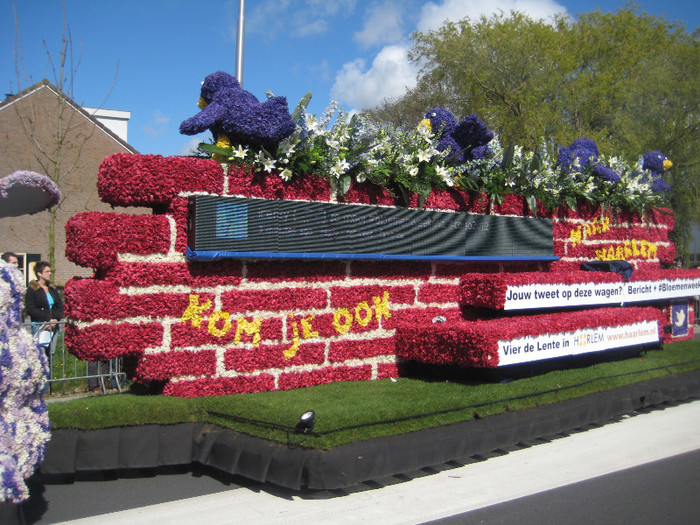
[23,321,128,395]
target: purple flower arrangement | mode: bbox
[0,170,61,218]
[179,71,296,151]
[641,151,672,192]
[0,262,51,503]
[177,74,672,212]
[556,138,600,171]
[557,138,622,184]
[424,107,494,164]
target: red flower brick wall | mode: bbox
[64,154,684,397]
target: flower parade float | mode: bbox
[46,72,700,490]
[0,171,58,523]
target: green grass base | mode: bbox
[47,341,700,449]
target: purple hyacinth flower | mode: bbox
[641,151,672,193]
[180,71,296,151]
[592,164,621,184]
[557,138,599,171]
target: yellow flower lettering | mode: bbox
[354,301,373,327]
[373,291,391,321]
[640,239,649,258]
[333,308,353,334]
[181,294,212,328]
[624,241,632,259]
[234,318,262,347]
[570,226,583,248]
[208,310,232,337]
[284,314,300,359]
[284,314,319,359]
[301,315,319,339]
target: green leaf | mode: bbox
[501,143,515,169]
[526,195,538,215]
[565,195,578,212]
[530,150,542,173]
[292,92,313,122]
[339,175,352,197]
[417,184,432,202]
[199,143,233,156]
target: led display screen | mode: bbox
[187,196,554,260]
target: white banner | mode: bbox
[497,320,659,366]
[503,278,700,310]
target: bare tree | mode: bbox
[10,0,118,271]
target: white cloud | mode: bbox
[246,0,359,38]
[143,110,171,138]
[331,0,568,110]
[331,44,418,110]
[178,136,205,156]
[417,0,567,32]
[354,1,407,48]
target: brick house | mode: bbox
[0,79,139,283]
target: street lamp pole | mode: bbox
[236,0,245,87]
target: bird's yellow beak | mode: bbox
[418,118,432,132]
[197,97,208,110]
[663,159,673,171]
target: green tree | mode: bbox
[372,6,699,257]
[405,11,573,150]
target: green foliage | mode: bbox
[203,98,456,202]
[48,342,700,449]
[409,11,573,150]
[379,6,699,249]
[452,137,667,214]
[200,94,668,214]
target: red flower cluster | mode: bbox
[395,307,663,368]
[97,153,224,206]
[102,261,244,287]
[340,180,399,206]
[65,322,163,360]
[65,212,171,269]
[224,342,326,373]
[227,165,332,201]
[329,284,415,308]
[137,350,218,381]
[220,287,328,314]
[163,374,276,397]
[245,260,347,283]
[64,278,192,321]
[422,188,488,213]
[277,364,373,391]
[350,260,432,280]
[328,337,395,362]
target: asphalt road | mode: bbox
[428,449,700,525]
[21,399,700,524]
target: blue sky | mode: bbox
[1,0,698,158]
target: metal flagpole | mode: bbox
[236,0,245,87]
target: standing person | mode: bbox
[25,261,64,367]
